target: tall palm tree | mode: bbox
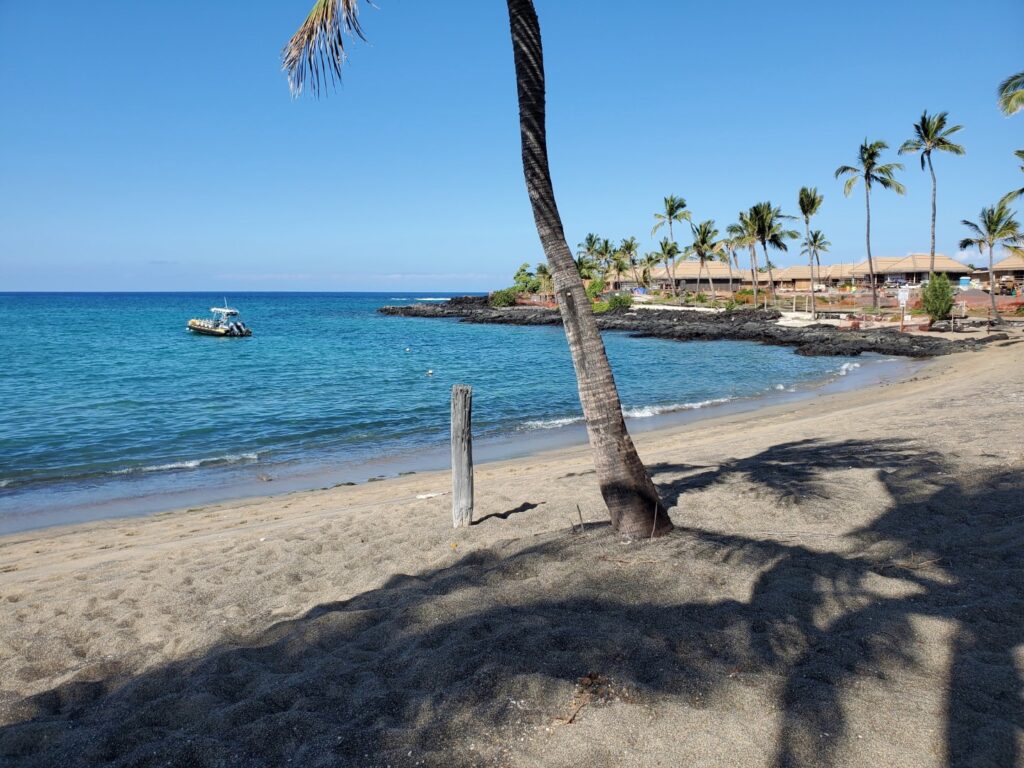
[898,111,965,274]
[283,0,670,536]
[998,71,1024,116]
[595,237,616,276]
[797,187,824,319]
[835,140,905,309]
[534,262,553,293]
[651,195,691,296]
[686,220,722,298]
[727,213,760,306]
[749,202,798,304]
[655,237,681,293]
[959,201,1023,321]
[619,236,641,289]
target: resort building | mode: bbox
[850,253,970,286]
[975,254,1024,282]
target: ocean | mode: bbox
[0,293,895,533]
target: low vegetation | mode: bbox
[922,273,955,320]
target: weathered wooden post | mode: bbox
[451,384,474,528]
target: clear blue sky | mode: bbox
[1,0,1021,292]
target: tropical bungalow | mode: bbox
[976,254,1024,282]
[851,253,970,287]
[773,264,856,291]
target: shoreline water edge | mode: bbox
[0,296,931,535]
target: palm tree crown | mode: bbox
[835,140,906,197]
[898,111,965,167]
[998,71,1024,116]
[959,201,1024,320]
[283,0,366,96]
[798,187,823,222]
[651,195,692,238]
[1001,149,1024,206]
[802,230,831,260]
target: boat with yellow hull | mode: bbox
[187,305,252,337]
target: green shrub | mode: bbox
[694,292,708,303]
[591,300,610,313]
[489,287,519,308]
[607,293,633,310]
[922,273,954,321]
[736,288,753,297]
[585,278,606,300]
[724,299,738,311]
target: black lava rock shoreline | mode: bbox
[379,299,1009,358]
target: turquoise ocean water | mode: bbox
[0,293,881,533]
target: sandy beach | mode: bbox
[1,336,1022,767]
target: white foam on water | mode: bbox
[521,416,584,430]
[837,362,862,376]
[113,452,261,476]
[623,398,732,418]
[414,298,449,302]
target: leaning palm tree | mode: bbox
[749,202,798,304]
[686,219,722,299]
[835,140,905,308]
[959,201,1023,322]
[797,187,824,319]
[998,71,1024,116]
[898,111,965,274]
[618,236,641,289]
[727,213,761,306]
[284,0,670,535]
[651,195,691,296]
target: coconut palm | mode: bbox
[898,111,965,274]
[749,202,798,304]
[959,201,1023,321]
[283,0,670,535]
[534,262,553,294]
[618,236,641,289]
[655,237,681,293]
[835,140,905,308]
[686,220,722,299]
[998,71,1024,116]
[802,230,831,291]
[595,238,616,276]
[640,251,661,289]
[651,195,692,296]
[720,238,740,296]
[727,213,761,306]
[1001,150,1024,206]
[797,187,824,318]
[575,233,602,279]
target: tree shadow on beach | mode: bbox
[1,439,1021,768]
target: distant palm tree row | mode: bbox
[570,75,1024,312]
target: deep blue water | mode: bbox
[0,293,870,531]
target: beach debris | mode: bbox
[554,673,620,725]
[258,474,273,482]
[416,492,444,499]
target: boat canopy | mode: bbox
[210,307,239,316]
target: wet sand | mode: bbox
[1,334,1022,767]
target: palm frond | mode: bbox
[282,0,367,97]
[998,70,1024,116]
[842,175,859,197]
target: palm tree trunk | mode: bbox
[506,0,670,537]
[749,244,759,306]
[727,254,734,296]
[865,183,878,309]
[761,242,777,307]
[988,242,1002,322]
[805,218,816,320]
[928,153,937,275]
[667,221,677,297]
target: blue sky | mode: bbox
[1,0,1021,292]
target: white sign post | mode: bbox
[898,287,910,332]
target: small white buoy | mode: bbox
[426,369,434,376]
[405,347,411,352]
